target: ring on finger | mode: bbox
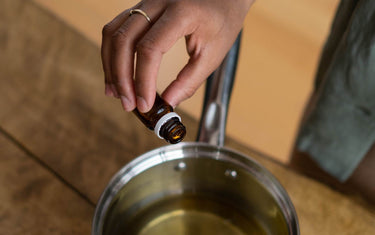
[129,9,152,24]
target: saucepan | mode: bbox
[92,33,299,235]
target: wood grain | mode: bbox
[0,0,374,234]
[0,131,94,234]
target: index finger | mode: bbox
[134,7,197,112]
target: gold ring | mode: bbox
[129,9,151,24]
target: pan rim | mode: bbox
[92,142,299,235]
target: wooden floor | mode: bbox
[1,0,375,234]
[32,0,339,162]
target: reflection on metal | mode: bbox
[174,162,187,171]
[197,32,242,147]
[224,169,238,179]
[92,143,299,235]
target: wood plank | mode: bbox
[0,1,374,234]
[0,131,94,234]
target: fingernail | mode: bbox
[137,96,149,113]
[110,84,120,98]
[105,85,114,97]
[120,96,133,111]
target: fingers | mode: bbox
[102,0,251,114]
[162,55,210,107]
[109,5,163,111]
[162,38,229,107]
[134,8,197,112]
[101,10,132,98]
[102,1,202,112]
[110,18,140,111]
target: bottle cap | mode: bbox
[154,112,181,139]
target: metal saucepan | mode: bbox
[92,33,299,235]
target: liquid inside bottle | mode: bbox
[133,94,186,144]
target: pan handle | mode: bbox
[196,31,242,147]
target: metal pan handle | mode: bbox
[196,32,242,147]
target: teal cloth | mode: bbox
[297,0,375,182]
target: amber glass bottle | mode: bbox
[133,94,186,144]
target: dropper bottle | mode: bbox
[133,94,186,144]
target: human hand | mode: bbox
[102,0,254,112]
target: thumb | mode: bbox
[162,54,215,107]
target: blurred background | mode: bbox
[34,0,339,163]
[3,1,375,234]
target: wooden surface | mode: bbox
[32,0,340,162]
[0,132,94,234]
[1,0,374,234]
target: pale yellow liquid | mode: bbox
[105,194,267,235]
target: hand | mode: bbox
[102,0,254,112]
